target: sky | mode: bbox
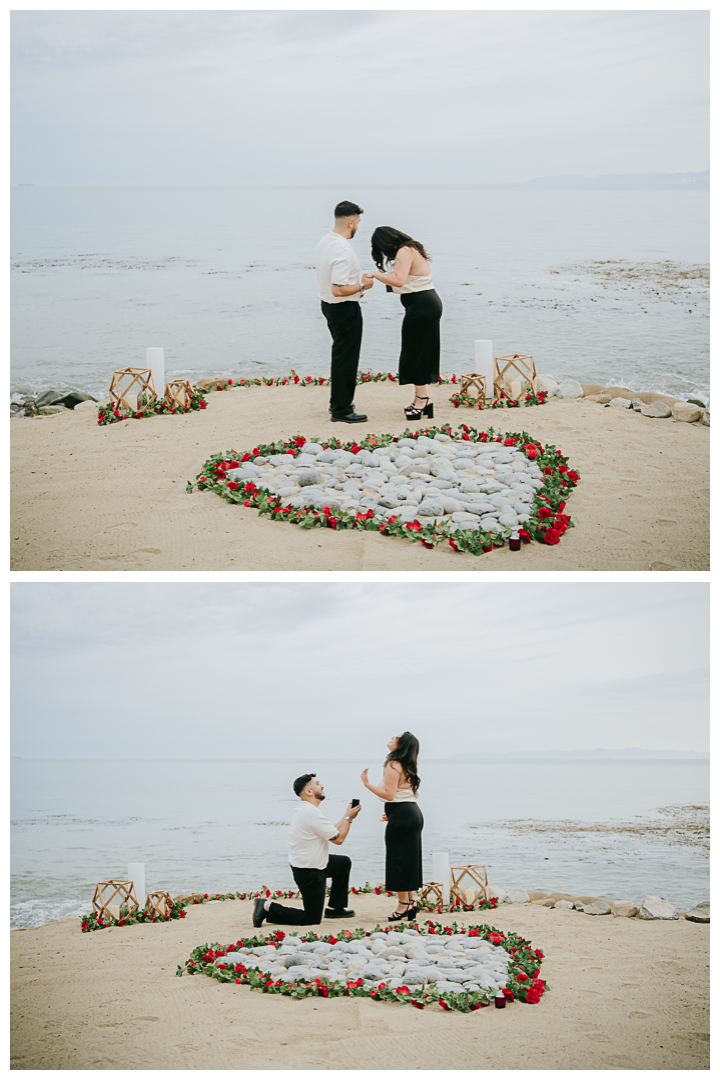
[10,582,709,760]
[11,8,709,186]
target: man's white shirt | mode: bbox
[288,801,338,869]
[315,232,361,304]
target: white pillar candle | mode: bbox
[128,862,145,910]
[432,852,451,906]
[146,348,164,400]
[473,340,494,398]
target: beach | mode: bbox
[10,892,709,1070]
[10,382,709,571]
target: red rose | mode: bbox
[503,988,514,1001]
[567,470,579,481]
[410,999,425,1009]
[526,449,538,459]
[516,970,529,981]
[537,507,552,520]
[544,528,561,545]
[525,987,541,1004]
[227,481,239,491]
[439,1000,450,1011]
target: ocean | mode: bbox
[10,184,709,404]
[11,758,708,930]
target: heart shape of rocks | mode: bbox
[180,922,547,1010]
[196,424,579,553]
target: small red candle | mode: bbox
[495,993,506,1008]
[509,533,521,551]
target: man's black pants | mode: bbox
[321,300,362,416]
[265,854,351,926]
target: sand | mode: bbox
[10,893,709,1070]
[10,383,709,571]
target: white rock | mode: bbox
[583,901,612,916]
[640,401,672,418]
[609,396,632,409]
[506,888,530,904]
[612,900,638,918]
[638,895,678,920]
[554,899,574,910]
[536,375,558,396]
[487,886,507,903]
[672,401,703,423]
[555,379,583,399]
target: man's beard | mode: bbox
[316,792,326,801]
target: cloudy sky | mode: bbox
[11,8,708,186]
[11,583,708,760]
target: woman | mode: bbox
[361,731,423,921]
[369,227,443,421]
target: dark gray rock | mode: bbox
[35,389,97,409]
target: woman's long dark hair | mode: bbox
[371,227,431,271]
[385,731,421,794]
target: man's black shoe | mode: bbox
[253,897,267,927]
[324,907,356,918]
[331,412,367,424]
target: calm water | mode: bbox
[11,759,708,929]
[10,184,709,403]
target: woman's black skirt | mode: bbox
[384,801,424,892]
[398,289,443,386]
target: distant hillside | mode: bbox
[450,748,708,762]
[529,170,709,185]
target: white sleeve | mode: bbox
[312,809,339,840]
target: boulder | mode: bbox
[609,396,632,409]
[547,892,576,902]
[640,401,672,418]
[581,384,608,396]
[583,901,612,916]
[536,375,558,396]
[487,886,507,903]
[684,901,709,923]
[554,900,574,910]
[506,888,530,904]
[702,401,710,426]
[672,401,703,424]
[586,394,611,404]
[603,387,682,408]
[613,900,638,918]
[74,399,99,411]
[35,389,97,409]
[638,895,678,920]
[527,892,550,901]
[630,399,645,411]
[531,898,555,907]
[555,379,584,399]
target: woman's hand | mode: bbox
[361,768,370,788]
[380,813,388,822]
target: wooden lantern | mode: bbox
[450,864,489,904]
[419,881,445,907]
[493,354,537,398]
[459,373,488,399]
[109,367,158,412]
[92,879,140,922]
[145,890,174,917]
[164,379,195,409]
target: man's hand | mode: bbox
[346,801,362,819]
[362,274,374,289]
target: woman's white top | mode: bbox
[393,271,435,295]
[390,786,418,803]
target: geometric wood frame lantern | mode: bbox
[145,890,174,917]
[92,879,140,922]
[450,864,489,904]
[493,354,537,398]
[109,367,158,411]
[163,379,195,409]
[418,881,445,907]
[459,373,488,399]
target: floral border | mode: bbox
[193,424,579,554]
[79,883,498,933]
[97,384,209,427]
[177,921,547,1012]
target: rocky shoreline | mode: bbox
[11,371,710,425]
[486,887,709,922]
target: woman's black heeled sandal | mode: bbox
[404,397,434,420]
[388,900,413,922]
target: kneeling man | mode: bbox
[253,773,361,927]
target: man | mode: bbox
[253,773,361,927]
[315,200,374,423]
